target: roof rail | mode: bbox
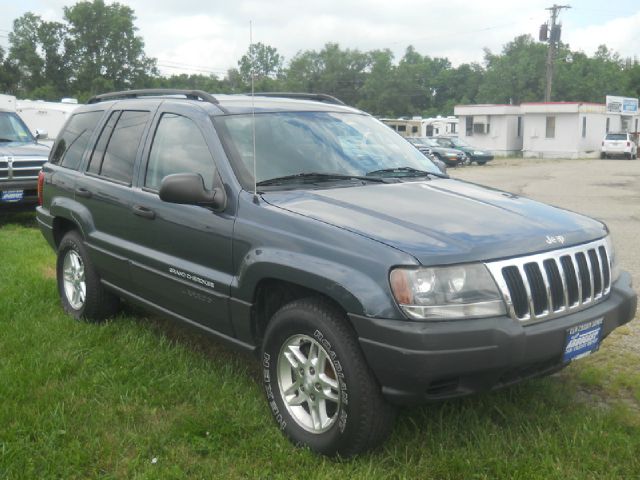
[87,89,220,105]
[252,92,346,106]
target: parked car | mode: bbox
[405,138,448,174]
[0,109,50,212]
[433,136,494,165]
[601,132,637,159]
[37,90,637,457]
[406,137,467,166]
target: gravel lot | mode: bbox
[450,158,640,352]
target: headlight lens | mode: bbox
[604,235,621,283]
[390,264,506,320]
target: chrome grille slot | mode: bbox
[486,238,612,323]
[0,156,47,182]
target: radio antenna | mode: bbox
[250,20,258,202]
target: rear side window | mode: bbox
[51,111,103,169]
[88,110,150,184]
[144,113,215,191]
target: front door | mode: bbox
[126,105,235,336]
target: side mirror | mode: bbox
[35,129,48,140]
[159,173,226,211]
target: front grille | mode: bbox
[486,238,612,323]
[0,156,47,182]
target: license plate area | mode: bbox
[563,318,603,363]
[1,190,24,203]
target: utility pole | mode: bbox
[543,4,571,102]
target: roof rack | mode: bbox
[87,89,220,105]
[252,92,346,106]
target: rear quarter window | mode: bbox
[51,111,104,170]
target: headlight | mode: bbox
[446,152,457,157]
[473,150,485,155]
[604,235,621,283]
[390,264,506,320]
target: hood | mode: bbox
[262,179,606,265]
[0,141,50,157]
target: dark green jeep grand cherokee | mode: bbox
[37,90,637,456]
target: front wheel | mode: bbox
[261,298,395,457]
[477,160,487,165]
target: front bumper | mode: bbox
[0,181,38,211]
[470,154,494,163]
[350,271,636,405]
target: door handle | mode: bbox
[75,187,92,198]
[131,204,156,220]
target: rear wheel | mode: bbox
[56,230,120,322]
[600,152,606,159]
[261,298,395,457]
[477,160,487,165]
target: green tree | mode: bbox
[238,42,283,84]
[286,43,370,106]
[7,13,68,98]
[477,35,547,104]
[63,0,157,97]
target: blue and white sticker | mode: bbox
[1,190,24,203]
[563,318,603,363]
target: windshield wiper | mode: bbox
[366,167,446,178]
[256,172,387,187]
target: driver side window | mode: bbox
[145,113,215,191]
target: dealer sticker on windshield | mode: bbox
[1,190,23,203]
[563,318,603,363]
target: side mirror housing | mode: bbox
[159,173,226,211]
[35,129,48,140]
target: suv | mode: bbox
[37,90,637,457]
[601,132,637,159]
[0,109,50,211]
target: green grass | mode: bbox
[1,213,639,479]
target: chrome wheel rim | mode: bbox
[62,250,86,310]
[277,334,341,434]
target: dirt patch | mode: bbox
[41,265,56,280]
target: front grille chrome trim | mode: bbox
[486,238,612,324]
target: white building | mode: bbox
[454,104,522,156]
[381,116,458,138]
[454,99,640,159]
[520,102,607,159]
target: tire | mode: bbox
[600,152,606,159]
[477,161,487,165]
[56,230,120,322]
[261,298,395,457]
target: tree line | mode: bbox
[1,0,639,117]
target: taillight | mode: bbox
[37,170,45,206]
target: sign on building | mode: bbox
[606,95,639,115]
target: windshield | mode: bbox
[216,112,441,188]
[0,112,35,143]
[450,138,470,147]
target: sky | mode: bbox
[1,0,639,77]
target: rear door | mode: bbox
[126,103,235,335]
[75,108,155,289]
